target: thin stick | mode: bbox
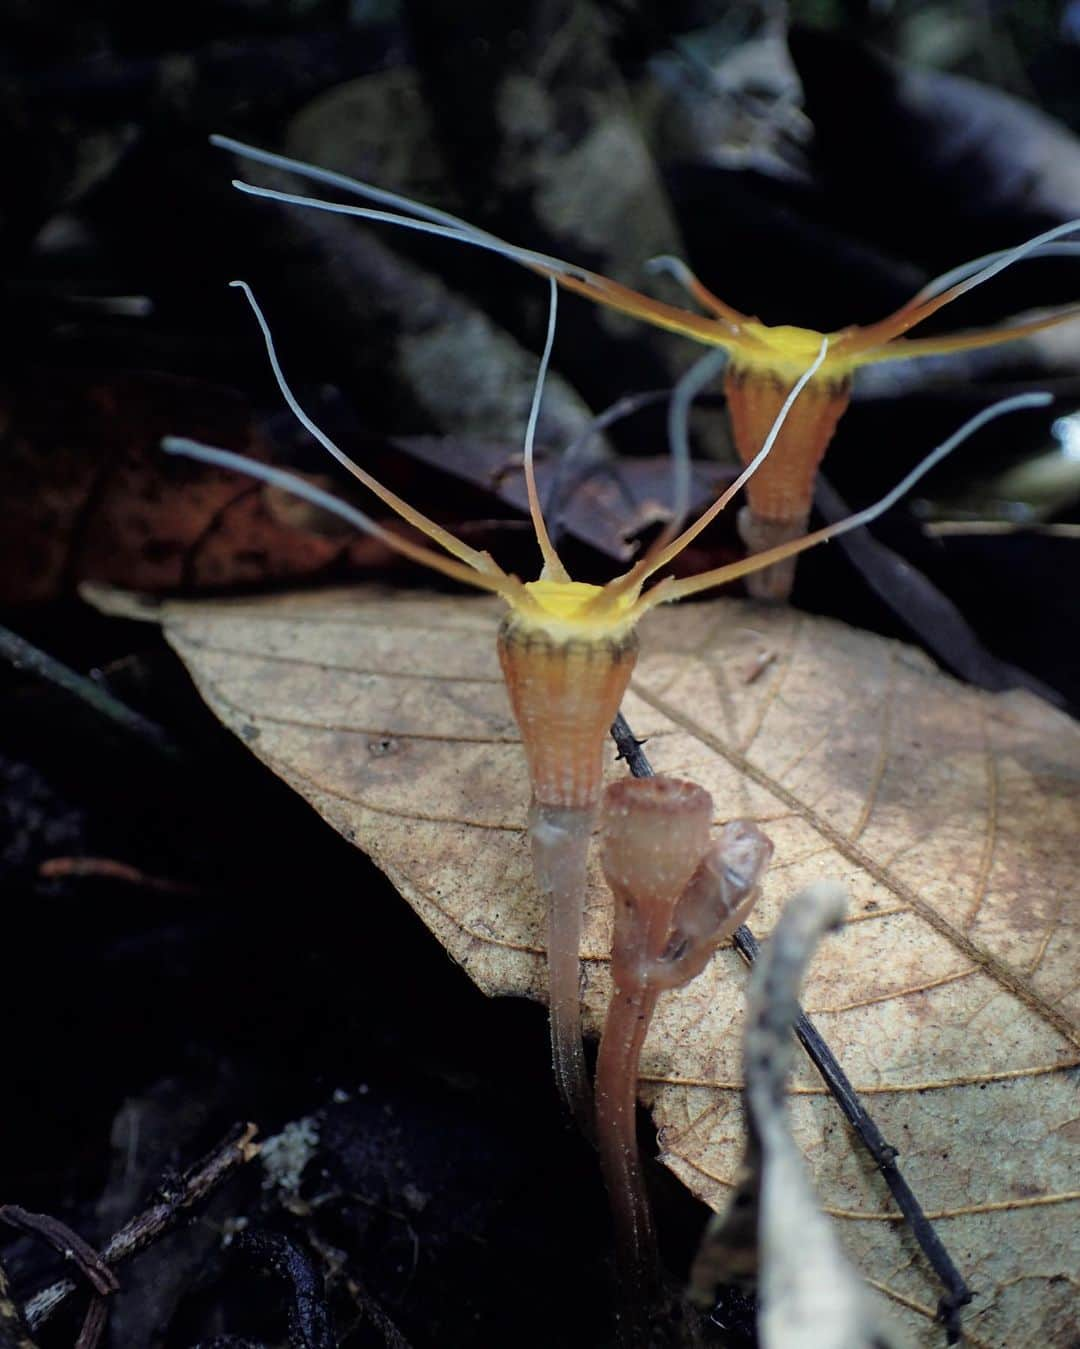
[608,714,972,1342]
[0,625,183,762]
[0,1210,119,1296]
[20,1123,259,1331]
[73,1297,108,1349]
[730,928,970,1340]
[0,1256,37,1349]
[37,857,201,895]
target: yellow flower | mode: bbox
[211,132,1079,597]
[551,246,1080,583]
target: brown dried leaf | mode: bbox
[102,586,1080,1347]
[0,372,402,604]
[393,435,738,565]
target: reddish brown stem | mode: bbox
[595,977,661,1314]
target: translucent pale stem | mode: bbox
[498,620,638,1130]
[528,801,597,1135]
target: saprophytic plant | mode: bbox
[211,133,1080,598]
[596,775,772,1342]
[163,137,1053,1131]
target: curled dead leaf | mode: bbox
[0,372,350,604]
[89,584,1080,1347]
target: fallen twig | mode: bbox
[1,1204,119,1349]
[0,624,184,761]
[17,1122,259,1331]
[0,1207,119,1299]
[342,1275,414,1349]
[73,1295,109,1349]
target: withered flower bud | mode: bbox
[596,775,773,1339]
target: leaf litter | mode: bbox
[90,582,1080,1347]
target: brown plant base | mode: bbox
[737,508,811,602]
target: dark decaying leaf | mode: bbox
[393,434,737,564]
